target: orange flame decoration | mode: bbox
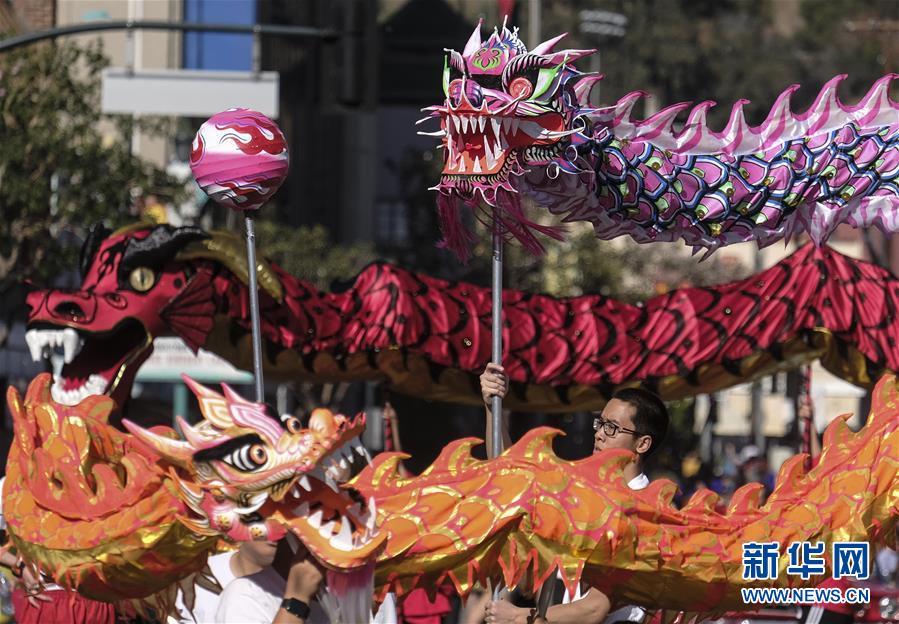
[353,373,899,614]
[2,374,217,613]
[4,372,899,619]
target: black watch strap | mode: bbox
[281,597,311,620]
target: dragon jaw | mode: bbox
[24,322,153,408]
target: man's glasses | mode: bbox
[593,415,642,438]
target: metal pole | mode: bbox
[528,0,541,47]
[0,20,338,53]
[244,215,265,402]
[750,248,765,452]
[491,220,503,459]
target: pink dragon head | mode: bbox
[426,20,599,258]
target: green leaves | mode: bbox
[254,221,376,289]
[0,40,175,291]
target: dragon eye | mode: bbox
[508,76,533,99]
[128,267,156,292]
[250,444,267,464]
[222,444,268,471]
[284,416,303,434]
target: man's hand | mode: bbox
[480,363,508,407]
[485,599,532,624]
[284,547,323,603]
[20,565,51,607]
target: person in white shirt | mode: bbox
[173,542,269,623]
[479,364,669,624]
[215,539,325,624]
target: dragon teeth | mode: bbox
[307,509,323,529]
[50,373,106,406]
[24,330,42,362]
[298,475,312,492]
[62,329,83,364]
[294,502,310,517]
[319,520,336,538]
[491,118,501,141]
[477,116,486,132]
[460,115,468,133]
[472,157,482,173]
[331,519,353,551]
[25,328,84,364]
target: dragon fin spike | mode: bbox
[767,454,809,502]
[683,100,716,128]
[542,49,594,67]
[726,482,765,515]
[572,74,603,106]
[462,18,483,57]
[530,32,567,55]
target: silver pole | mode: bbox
[491,220,503,458]
[528,0,541,47]
[244,215,265,402]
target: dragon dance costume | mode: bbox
[9,19,899,622]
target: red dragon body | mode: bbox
[23,223,899,412]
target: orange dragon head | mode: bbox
[122,377,385,621]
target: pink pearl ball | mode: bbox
[190,109,289,212]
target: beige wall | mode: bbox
[56,0,183,167]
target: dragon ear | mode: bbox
[122,419,194,467]
[80,224,110,278]
[530,32,567,55]
[463,18,483,57]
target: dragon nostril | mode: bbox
[53,301,86,320]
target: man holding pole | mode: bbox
[479,364,669,624]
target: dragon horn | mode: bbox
[122,419,194,467]
[221,382,253,405]
[463,18,483,57]
[175,415,214,449]
[180,374,221,399]
[530,32,567,55]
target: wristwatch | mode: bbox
[280,598,311,620]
